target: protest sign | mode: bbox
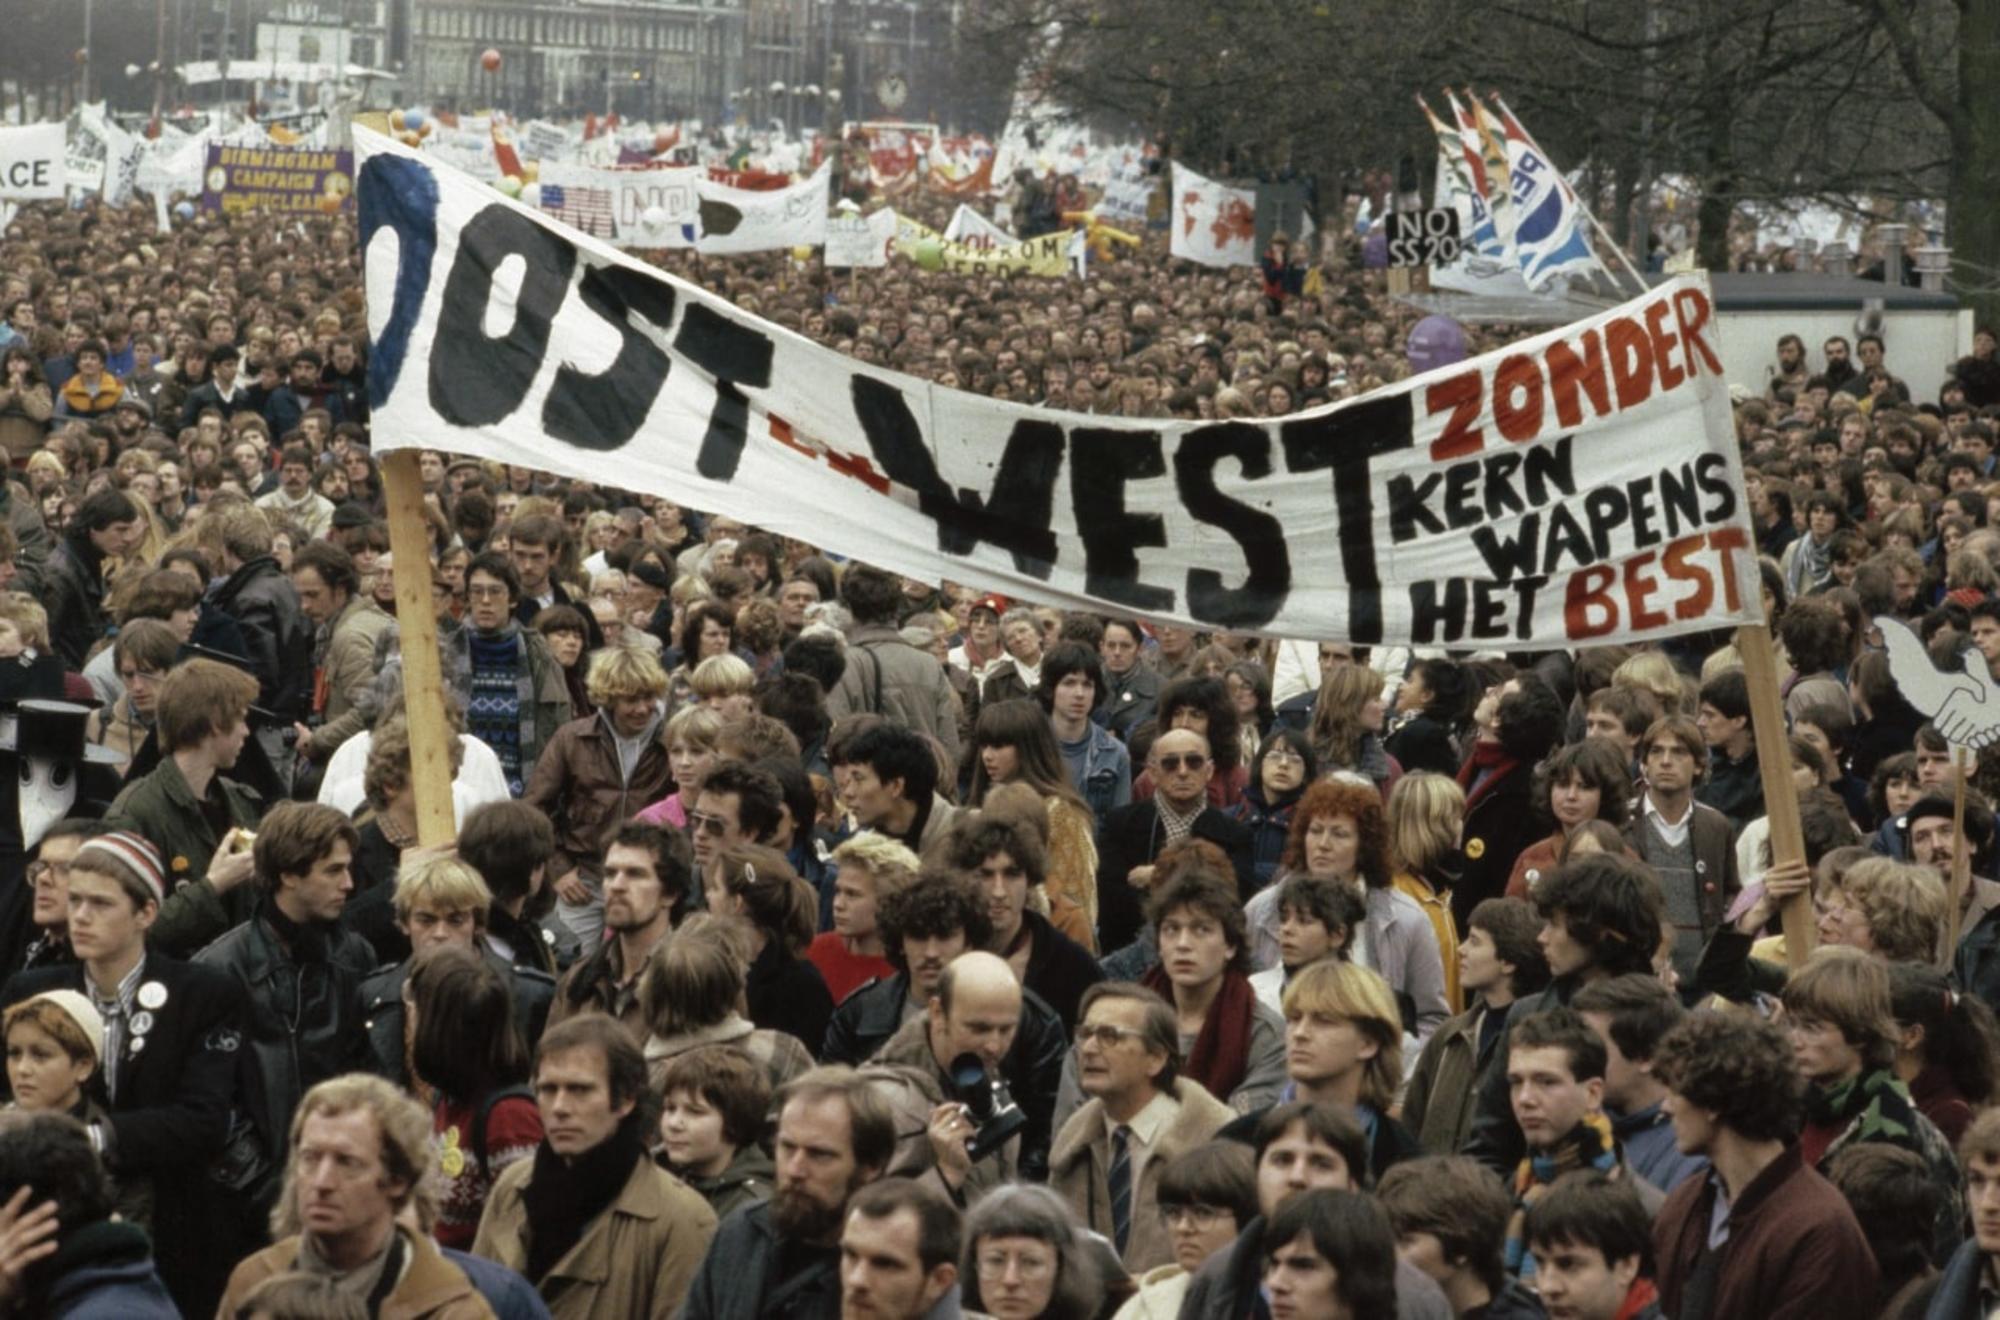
[201,145,354,214]
[355,125,1757,643]
[894,218,1079,277]
[696,164,828,255]
[65,110,108,195]
[521,120,570,163]
[0,124,65,200]
[1170,162,1257,267]
[101,119,143,208]
[535,161,700,247]
[943,203,1015,249]
[825,209,898,268]
[1100,162,1157,226]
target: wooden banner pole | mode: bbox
[1946,747,1972,963]
[379,448,457,848]
[1736,623,1815,968]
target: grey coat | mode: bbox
[825,624,962,768]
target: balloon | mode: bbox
[418,120,435,138]
[1406,315,1470,374]
[398,131,421,147]
[520,161,538,182]
[173,201,195,220]
[641,205,668,230]
[494,175,523,198]
[1361,226,1388,270]
[403,108,425,131]
[481,48,502,73]
[520,183,542,209]
[911,237,944,271]
[791,245,814,262]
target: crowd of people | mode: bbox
[0,169,1995,1320]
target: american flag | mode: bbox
[542,183,614,239]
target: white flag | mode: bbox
[1170,163,1256,267]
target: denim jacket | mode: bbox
[1063,721,1132,827]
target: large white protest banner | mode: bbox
[535,161,701,248]
[696,165,828,255]
[825,209,898,268]
[1170,162,1257,267]
[943,203,1015,249]
[355,127,1757,644]
[0,124,65,200]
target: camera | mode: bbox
[948,1053,1028,1161]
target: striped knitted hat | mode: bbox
[73,832,169,907]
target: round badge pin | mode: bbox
[128,1036,146,1054]
[137,982,167,1011]
[129,1011,154,1036]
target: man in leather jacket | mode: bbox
[194,802,375,1195]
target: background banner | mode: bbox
[201,144,354,214]
[355,127,1758,644]
[0,124,65,200]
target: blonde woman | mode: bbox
[634,705,724,829]
[1387,772,1466,1013]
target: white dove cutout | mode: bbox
[1876,615,2000,756]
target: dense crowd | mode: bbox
[0,175,1996,1320]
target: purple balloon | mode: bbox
[1361,227,1389,270]
[1407,315,1469,374]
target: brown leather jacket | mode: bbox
[524,709,673,881]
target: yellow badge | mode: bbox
[171,855,190,873]
[439,1128,465,1179]
[1466,838,1486,860]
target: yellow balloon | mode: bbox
[791,245,814,261]
[521,161,539,182]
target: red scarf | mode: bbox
[1614,1278,1660,1320]
[1142,965,1256,1103]
[1457,740,1520,813]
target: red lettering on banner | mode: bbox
[1673,288,1724,377]
[1660,535,1714,618]
[1564,565,1620,640]
[1546,330,1610,429]
[1709,525,1749,612]
[826,447,891,493]
[1644,300,1684,391]
[1426,372,1483,460]
[1605,317,1655,410]
[1622,551,1669,630]
[768,415,816,460]
[1492,354,1543,444]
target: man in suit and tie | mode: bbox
[0,829,245,1316]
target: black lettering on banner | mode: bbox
[1388,471,1444,542]
[1471,514,1540,581]
[848,378,1062,577]
[1281,393,1416,644]
[542,264,676,451]
[430,205,577,427]
[1657,463,1701,537]
[1693,452,1737,520]
[673,303,775,480]
[1070,426,1174,611]
[1173,423,1292,628]
[1583,486,1628,561]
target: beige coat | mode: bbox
[1048,1076,1236,1274]
[471,1147,715,1320]
[217,1225,496,1320]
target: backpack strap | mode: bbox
[471,1084,536,1172]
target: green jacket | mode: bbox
[110,756,263,958]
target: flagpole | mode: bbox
[1487,91,1650,298]
[1737,622,1815,968]
[380,450,457,848]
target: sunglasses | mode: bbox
[1155,753,1208,773]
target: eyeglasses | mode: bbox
[1155,753,1208,772]
[26,861,68,886]
[1159,1204,1232,1230]
[1074,1023,1147,1049]
[975,1248,1055,1281]
[1262,747,1305,765]
[465,583,509,600]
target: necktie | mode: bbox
[1109,1125,1132,1255]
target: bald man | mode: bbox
[870,950,1036,1201]
[1095,728,1254,954]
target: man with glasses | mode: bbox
[690,760,784,875]
[1049,982,1234,1273]
[1,819,111,979]
[1095,728,1253,954]
[89,619,179,775]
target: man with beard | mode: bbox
[547,821,688,1038]
[681,1065,896,1320]
[1822,335,1857,390]
[1772,334,1808,395]
[472,1014,716,1317]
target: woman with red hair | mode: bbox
[1245,778,1450,1045]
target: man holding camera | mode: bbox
[876,950,1035,1202]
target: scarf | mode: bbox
[1789,529,1833,596]
[1456,740,1520,813]
[1155,792,1203,849]
[1802,1068,1917,1165]
[1504,1111,1620,1279]
[1141,964,1256,1103]
[520,1111,646,1284]
[1614,1279,1662,1320]
[262,895,335,964]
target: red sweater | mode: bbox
[807,933,895,1005]
[432,1093,542,1251]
